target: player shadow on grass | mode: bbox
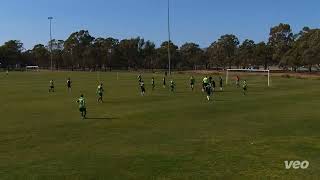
[85,117,117,120]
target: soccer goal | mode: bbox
[226,69,271,87]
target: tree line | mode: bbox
[0,23,319,72]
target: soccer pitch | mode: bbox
[1,71,320,179]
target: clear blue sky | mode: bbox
[1,0,319,49]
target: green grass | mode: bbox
[0,71,320,179]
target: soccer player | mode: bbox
[77,94,87,119]
[209,76,213,84]
[219,76,223,91]
[97,83,104,103]
[67,78,72,92]
[190,76,195,91]
[140,81,146,96]
[138,74,142,83]
[236,75,240,88]
[170,80,175,92]
[163,77,166,88]
[205,83,212,101]
[243,80,248,95]
[212,78,216,92]
[151,77,155,91]
[49,80,55,92]
[202,76,209,92]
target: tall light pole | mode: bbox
[48,17,53,71]
[167,0,171,75]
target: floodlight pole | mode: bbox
[167,0,171,75]
[48,17,53,71]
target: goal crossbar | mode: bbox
[226,69,270,87]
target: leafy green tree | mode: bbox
[207,41,224,69]
[180,42,204,70]
[299,29,320,72]
[254,42,273,69]
[117,37,145,70]
[141,40,156,69]
[0,40,24,67]
[282,28,320,72]
[64,30,95,70]
[217,34,239,68]
[268,23,294,65]
[207,35,239,69]
[238,39,255,68]
[48,39,64,69]
[156,41,180,69]
[21,50,34,66]
[32,44,49,67]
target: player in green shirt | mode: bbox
[243,80,248,95]
[190,76,195,91]
[77,94,87,119]
[202,76,209,92]
[49,80,55,92]
[97,83,104,103]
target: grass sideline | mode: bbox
[0,71,320,179]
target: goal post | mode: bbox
[226,69,270,87]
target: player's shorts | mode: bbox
[141,87,145,92]
[67,85,71,88]
[79,107,86,112]
[206,87,211,95]
[243,87,247,91]
[50,86,54,89]
[98,92,103,97]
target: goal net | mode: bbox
[226,69,271,87]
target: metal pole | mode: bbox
[226,70,229,85]
[268,70,270,87]
[71,47,73,71]
[167,0,171,75]
[48,17,53,71]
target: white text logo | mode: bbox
[284,160,309,169]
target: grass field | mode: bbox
[1,71,320,179]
